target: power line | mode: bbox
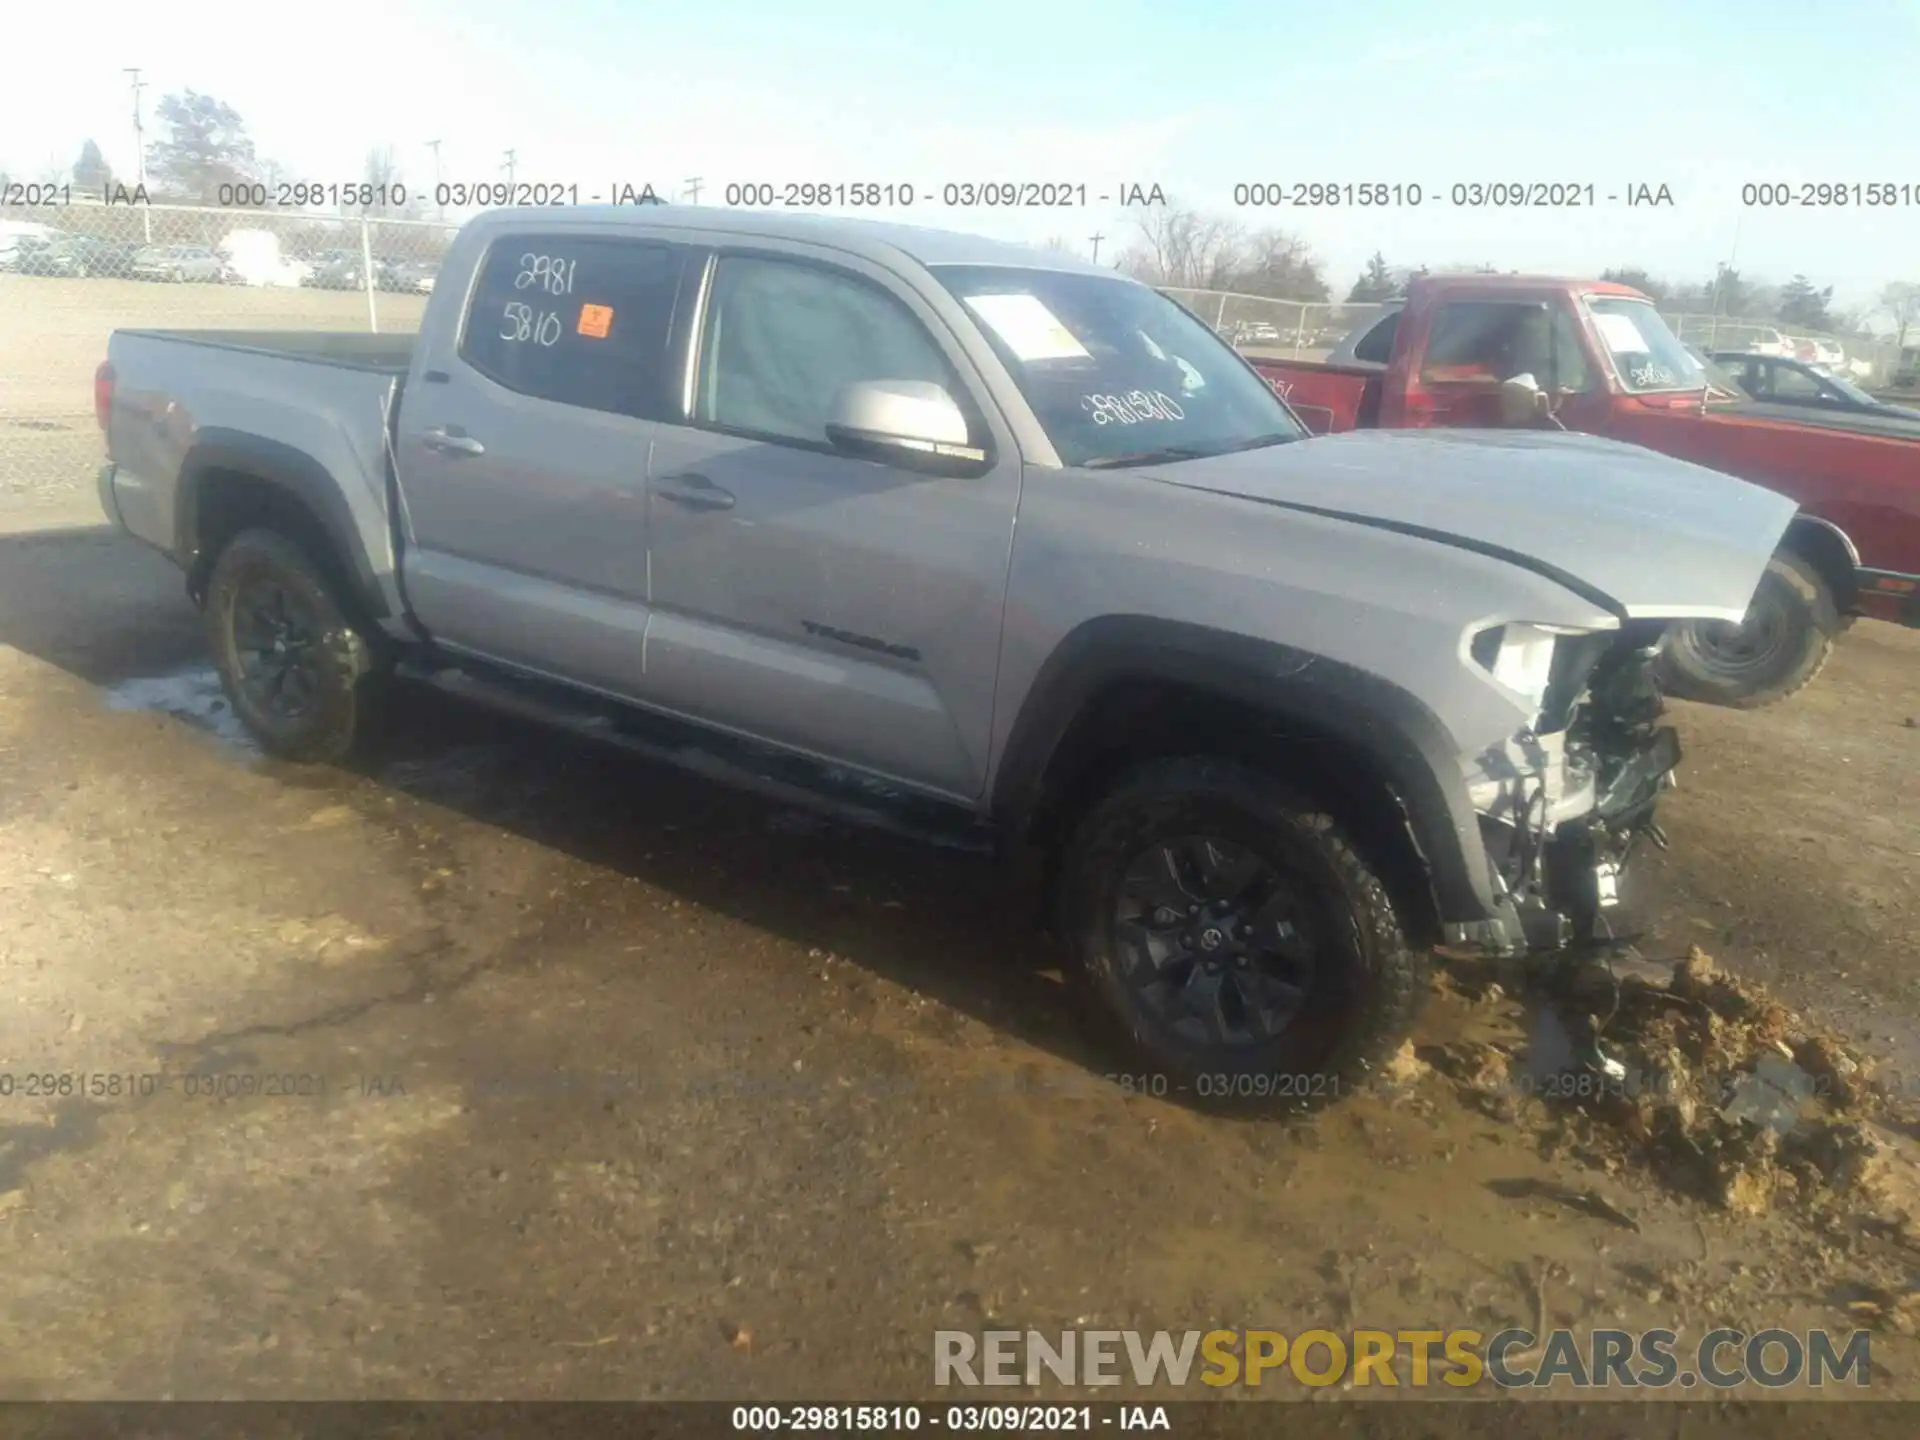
[1088,231,1105,264]
[683,177,703,204]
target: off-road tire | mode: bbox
[1058,757,1428,1115]
[204,527,388,763]
[1654,550,1841,710]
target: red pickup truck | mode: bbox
[1245,275,1920,708]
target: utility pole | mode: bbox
[1088,231,1104,264]
[426,139,443,217]
[502,148,517,188]
[125,66,151,241]
[683,177,703,204]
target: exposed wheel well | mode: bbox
[1780,516,1860,611]
[185,469,365,623]
[1019,678,1443,946]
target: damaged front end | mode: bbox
[1447,618,1684,1068]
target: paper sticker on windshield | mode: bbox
[963,294,1090,361]
[577,303,614,339]
[1592,312,1649,353]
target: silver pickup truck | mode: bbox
[94,205,1796,1109]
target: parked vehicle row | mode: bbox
[92,205,1800,1110]
[0,228,441,291]
[1244,277,1920,710]
[299,250,439,293]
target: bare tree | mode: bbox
[1119,202,1328,301]
[1878,281,1920,352]
[1120,201,1247,289]
[1237,227,1330,302]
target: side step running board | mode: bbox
[394,657,996,855]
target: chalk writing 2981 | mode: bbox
[515,253,576,296]
[1082,391,1186,425]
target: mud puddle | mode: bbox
[99,665,259,755]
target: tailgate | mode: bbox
[1249,358,1381,436]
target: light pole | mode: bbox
[683,177,703,204]
[427,139,443,218]
[125,66,151,241]
[1088,231,1104,264]
[503,149,517,188]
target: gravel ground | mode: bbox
[0,508,1916,1412]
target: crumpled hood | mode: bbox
[1150,428,1800,622]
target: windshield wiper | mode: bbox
[1079,446,1213,470]
[1218,431,1298,453]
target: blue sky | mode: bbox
[8,0,1919,308]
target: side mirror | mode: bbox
[1498,372,1550,425]
[825,381,988,474]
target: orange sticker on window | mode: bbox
[577,303,614,339]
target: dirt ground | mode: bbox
[0,505,1917,1411]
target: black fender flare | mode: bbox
[989,615,1500,924]
[1778,513,1862,610]
[175,428,390,620]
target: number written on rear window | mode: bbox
[460,235,685,419]
[500,302,564,346]
[515,253,575,295]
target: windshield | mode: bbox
[931,265,1304,467]
[1684,346,1747,400]
[1826,372,1876,405]
[1583,296,1707,394]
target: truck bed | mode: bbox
[1248,357,1382,435]
[114,329,415,373]
[101,328,409,607]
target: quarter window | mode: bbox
[1351,312,1400,364]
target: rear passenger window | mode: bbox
[460,236,685,419]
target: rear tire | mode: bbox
[204,528,388,763]
[1654,551,1841,709]
[1057,757,1428,1115]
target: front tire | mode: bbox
[204,528,387,763]
[1654,551,1841,709]
[1058,757,1428,1114]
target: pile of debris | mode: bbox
[1416,948,1920,1230]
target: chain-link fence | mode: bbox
[1166,286,1907,388]
[0,201,457,510]
[1161,289,1396,364]
[1662,313,1904,386]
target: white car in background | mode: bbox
[1803,338,1846,373]
[1745,326,1794,358]
[0,219,60,269]
[218,230,310,287]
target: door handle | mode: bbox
[655,473,735,511]
[422,426,485,456]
